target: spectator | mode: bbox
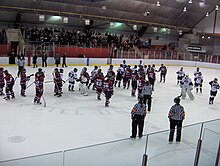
[42,52,47,67]
[33,54,38,68]
[55,52,60,67]
[62,53,67,67]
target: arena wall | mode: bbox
[0,57,220,69]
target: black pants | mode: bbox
[143,95,152,111]
[62,60,67,67]
[160,73,166,82]
[169,119,183,142]
[131,115,145,137]
[17,66,24,77]
[42,59,47,67]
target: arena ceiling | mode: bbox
[0,0,219,31]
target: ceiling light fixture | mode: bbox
[183,7,187,12]
[157,1,160,7]
[202,36,205,39]
[206,12,209,17]
[216,5,219,11]
[208,36,211,39]
[188,0,192,4]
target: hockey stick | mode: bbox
[26,81,35,89]
[42,95,46,107]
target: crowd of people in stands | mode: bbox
[20,27,145,50]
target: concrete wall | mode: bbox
[0,57,219,69]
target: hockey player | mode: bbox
[123,65,132,89]
[53,68,62,97]
[131,69,139,97]
[138,65,146,80]
[59,68,64,94]
[68,68,78,91]
[0,67,5,96]
[34,68,45,104]
[105,65,116,84]
[103,77,114,107]
[194,72,203,93]
[3,70,15,100]
[147,67,156,91]
[157,64,167,83]
[137,78,145,99]
[79,67,90,86]
[142,81,152,112]
[88,66,98,90]
[20,68,32,97]
[115,64,124,87]
[194,67,200,77]
[79,72,89,96]
[176,67,185,85]
[133,65,138,72]
[94,69,104,100]
[180,75,194,100]
[122,60,127,69]
[209,78,219,104]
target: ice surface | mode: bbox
[0,65,219,162]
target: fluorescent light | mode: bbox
[110,22,114,26]
[133,25,137,30]
[157,1,160,7]
[208,36,211,39]
[188,0,192,4]
[63,17,68,23]
[183,7,187,12]
[206,12,209,17]
[85,19,90,25]
[39,15,45,21]
[216,5,219,11]
[202,36,205,39]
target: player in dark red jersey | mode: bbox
[53,68,62,97]
[34,68,45,104]
[94,69,105,100]
[20,68,32,97]
[147,67,156,91]
[103,77,114,107]
[3,70,15,100]
[0,67,5,96]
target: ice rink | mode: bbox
[0,64,219,163]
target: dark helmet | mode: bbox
[123,60,126,63]
[60,68,64,73]
[152,64,155,67]
[38,68,43,72]
[214,78,218,82]
[94,66,98,69]
[196,67,199,71]
[134,65,137,68]
[109,65,113,69]
[0,67,4,71]
[127,65,131,68]
[161,64,164,66]
[174,97,181,104]
[98,69,102,73]
[73,68,78,72]
[120,64,123,67]
[144,65,147,68]
[22,68,27,73]
[83,67,87,71]
[3,70,8,74]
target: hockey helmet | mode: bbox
[98,68,102,73]
[38,68,43,72]
[180,67,183,70]
[73,68,78,72]
[127,65,131,68]
[198,72,202,75]
[214,78,218,82]
[134,65,137,68]
[60,68,64,73]
[174,97,181,104]
[83,67,87,71]
[185,74,189,78]
[109,65,113,69]
[22,68,27,73]
[0,67,4,71]
[120,64,123,67]
[94,66,98,69]
[54,68,58,72]
[196,67,199,71]
[3,70,8,74]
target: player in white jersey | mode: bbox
[88,66,98,90]
[194,72,203,93]
[194,67,200,77]
[115,64,124,87]
[180,75,194,100]
[59,68,64,93]
[176,67,185,85]
[209,78,219,104]
[68,68,78,91]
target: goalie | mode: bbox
[180,75,194,100]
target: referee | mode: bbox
[168,97,185,143]
[130,97,147,139]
